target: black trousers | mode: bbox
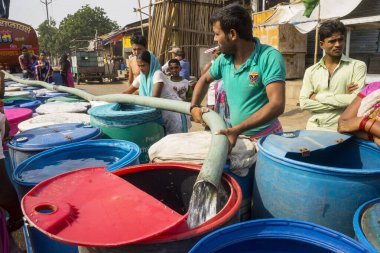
[0,0,10,19]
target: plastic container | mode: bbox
[36,101,90,114]
[4,99,42,112]
[14,139,140,197]
[22,163,241,253]
[36,92,70,103]
[253,130,380,237]
[5,91,32,98]
[354,198,380,252]
[189,219,373,253]
[89,103,165,163]
[7,123,102,174]
[4,96,32,103]
[4,108,33,137]
[46,96,86,103]
[18,113,91,132]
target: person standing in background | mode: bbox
[299,20,367,131]
[127,34,147,88]
[59,54,74,87]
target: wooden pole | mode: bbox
[313,3,321,64]
[138,0,145,36]
[148,0,152,44]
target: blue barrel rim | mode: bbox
[190,218,372,253]
[258,134,380,175]
[13,139,141,186]
[353,198,380,253]
[7,123,102,152]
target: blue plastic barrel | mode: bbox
[88,103,165,163]
[7,123,102,175]
[15,139,139,253]
[189,219,373,253]
[14,139,140,196]
[354,198,380,253]
[253,130,380,237]
[36,92,70,103]
[4,99,42,112]
[223,160,254,221]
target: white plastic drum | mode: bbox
[36,102,90,114]
[9,83,28,88]
[4,91,32,97]
[33,88,57,96]
[5,87,22,92]
[18,113,91,132]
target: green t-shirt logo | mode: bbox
[249,72,259,86]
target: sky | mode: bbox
[9,0,151,29]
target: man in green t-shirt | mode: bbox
[191,3,286,150]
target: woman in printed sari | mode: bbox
[123,51,190,134]
[338,82,380,145]
[33,52,53,83]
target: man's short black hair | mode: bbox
[319,20,346,42]
[168,58,181,66]
[21,46,28,52]
[130,34,147,48]
[210,3,253,42]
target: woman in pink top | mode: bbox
[338,82,380,145]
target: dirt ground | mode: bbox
[77,79,310,132]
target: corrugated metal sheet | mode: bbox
[350,29,379,53]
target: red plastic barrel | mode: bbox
[22,163,241,253]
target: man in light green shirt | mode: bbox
[300,20,367,131]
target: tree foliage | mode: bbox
[37,5,119,56]
[36,20,59,55]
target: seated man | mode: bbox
[18,47,37,79]
[299,20,367,131]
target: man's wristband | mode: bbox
[190,104,201,113]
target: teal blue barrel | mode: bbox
[7,123,102,175]
[14,139,139,253]
[253,130,380,237]
[88,103,165,163]
[354,198,380,252]
[189,219,373,253]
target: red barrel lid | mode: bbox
[21,167,186,247]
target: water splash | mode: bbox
[187,181,218,229]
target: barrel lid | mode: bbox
[36,102,90,114]
[18,113,91,132]
[354,198,380,252]
[8,123,101,151]
[88,103,162,126]
[5,91,31,97]
[21,167,186,246]
[259,130,352,157]
[4,108,33,122]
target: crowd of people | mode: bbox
[120,3,379,149]
[18,47,74,87]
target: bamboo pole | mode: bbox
[314,3,321,64]
[138,0,145,36]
